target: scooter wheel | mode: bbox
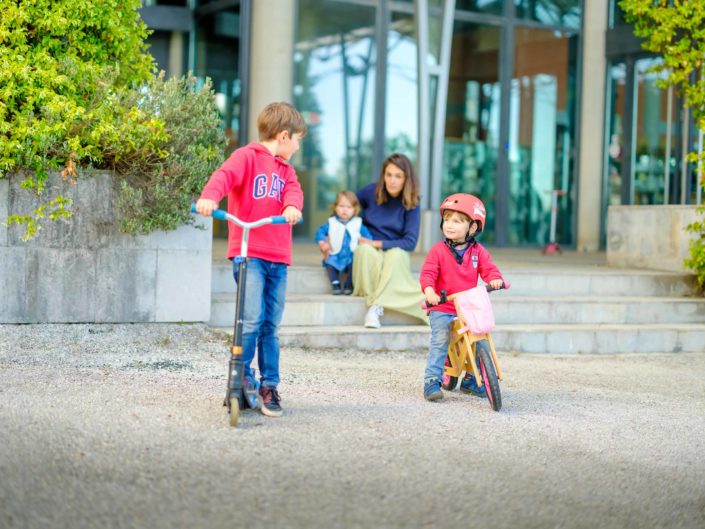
[229,397,240,427]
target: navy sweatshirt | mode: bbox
[357,183,420,252]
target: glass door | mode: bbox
[508,27,578,246]
[633,57,673,205]
[441,21,501,243]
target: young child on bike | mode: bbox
[195,102,307,417]
[315,190,372,295]
[419,193,505,402]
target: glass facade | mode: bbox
[293,0,377,233]
[293,0,582,246]
[603,0,703,226]
[514,0,581,29]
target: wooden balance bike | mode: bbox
[438,283,508,412]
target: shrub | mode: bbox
[685,207,705,291]
[1,0,226,239]
[114,74,227,235]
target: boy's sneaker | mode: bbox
[343,287,353,295]
[364,304,384,328]
[332,283,342,295]
[460,374,486,397]
[259,386,283,417]
[423,378,443,401]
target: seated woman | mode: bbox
[353,153,428,328]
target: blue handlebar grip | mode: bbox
[190,203,227,220]
[211,209,227,220]
[271,216,304,224]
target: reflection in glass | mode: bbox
[608,0,627,28]
[386,13,419,164]
[293,0,376,234]
[515,0,581,29]
[456,0,503,15]
[193,4,242,155]
[425,0,443,69]
[605,62,626,207]
[633,57,672,205]
[509,27,578,245]
[192,1,242,238]
[441,22,501,243]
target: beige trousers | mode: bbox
[352,244,429,325]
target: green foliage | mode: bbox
[685,206,705,290]
[620,0,705,289]
[114,74,227,234]
[0,0,154,182]
[1,0,225,238]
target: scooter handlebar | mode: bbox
[190,204,302,224]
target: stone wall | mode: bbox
[0,173,212,323]
[607,205,700,272]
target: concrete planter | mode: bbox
[607,205,700,273]
[0,172,212,323]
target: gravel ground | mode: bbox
[1,323,704,529]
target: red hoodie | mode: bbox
[419,240,504,315]
[199,143,304,265]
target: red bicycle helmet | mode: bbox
[439,193,487,232]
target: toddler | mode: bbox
[419,193,505,402]
[315,190,372,295]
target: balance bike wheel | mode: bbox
[228,397,240,427]
[476,342,502,412]
[442,374,458,391]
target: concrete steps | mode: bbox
[210,292,705,328]
[210,256,705,354]
[212,262,698,297]
[274,323,705,354]
[210,293,420,327]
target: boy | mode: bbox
[419,193,505,402]
[196,102,307,417]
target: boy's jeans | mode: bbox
[425,311,456,382]
[233,258,287,388]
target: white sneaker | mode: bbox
[364,304,384,328]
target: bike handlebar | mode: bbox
[421,281,510,309]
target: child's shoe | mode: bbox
[423,378,443,401]
[364,304,384,328]
[331,283,342,295]
[343,287,353,295]
[460,374,486,397]
[259,386,283,417]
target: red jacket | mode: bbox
[200,143,304,265]
[419,240,504,315]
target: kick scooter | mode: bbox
[191,204,299,427]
